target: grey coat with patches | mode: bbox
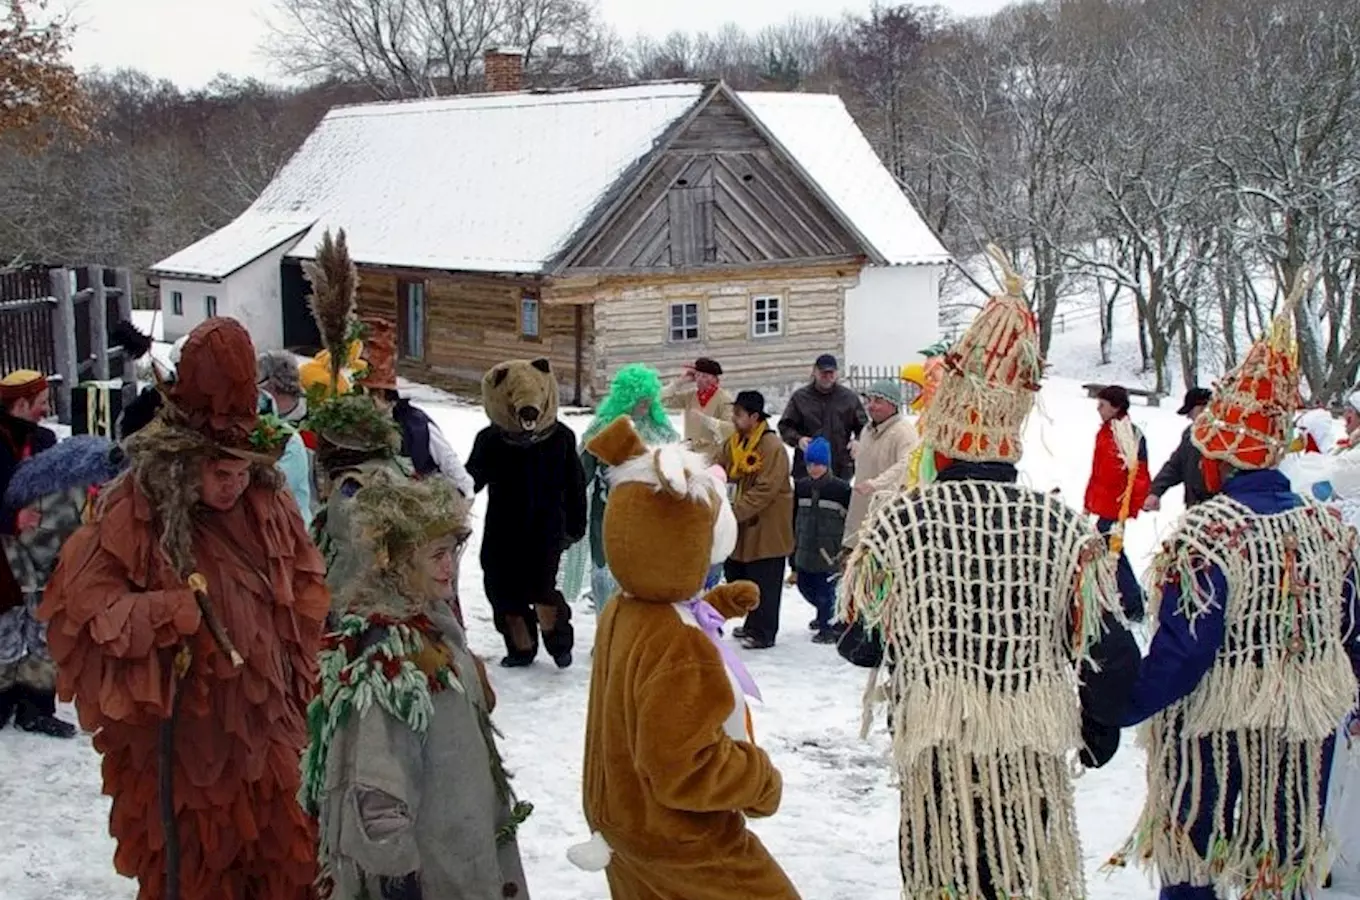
[317,602,529,900]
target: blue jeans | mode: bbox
[1158,734,1335,899]
[796,570,836,629]
[1096,518,1146,620]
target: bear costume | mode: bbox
[569,416,800,899]
[466,358,587,668]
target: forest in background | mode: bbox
[2,0,1359,399]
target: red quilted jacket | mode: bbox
[1084,415,1151,521]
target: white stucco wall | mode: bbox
[158,245,289,350]
[843,264,945,370]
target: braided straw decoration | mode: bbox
[1119,492,1356,893]
[1193,268,1312,470]
[922,245,1043,464]
[840,479,1119,899]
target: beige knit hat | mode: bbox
[921,245,1044,464]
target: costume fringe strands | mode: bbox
[303,229,360,397]
[1114,494,1356,893]
[838,479,1118,899]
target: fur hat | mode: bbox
[160,318,290,463]
[1193,272,1309,470]
[257,351,303,397]
[586,417,738,602]
[922,246,1043,464]
[347,469,471,574]
[2,435,124,515]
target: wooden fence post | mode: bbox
[114,267,136,408]
[49,267,78,425]
[89,264,109,381]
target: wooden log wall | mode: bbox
[354,265,591,401]
[556,263,861,403]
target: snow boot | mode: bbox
[14,690,75,739]
[499,614,538,668]
[541,601,574,670]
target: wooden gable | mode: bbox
[561,90,866,272]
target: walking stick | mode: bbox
[161,573,243,900]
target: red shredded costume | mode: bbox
[39,317,329,900]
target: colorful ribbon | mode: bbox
[682,596,761,702]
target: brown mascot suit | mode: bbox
[569,416,801,900]
[466,358,587,667]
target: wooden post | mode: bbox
[49,267,78,425]
[114,267,136,408]
[89,264,109,381]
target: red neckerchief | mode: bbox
[697,383,719,408]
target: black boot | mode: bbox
[0,686,18,729]
[541,600,574,669]
[498,614,539,668]
[14,689,76,739]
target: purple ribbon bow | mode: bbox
[683,596,762,702]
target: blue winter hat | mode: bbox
[805,436,832,467]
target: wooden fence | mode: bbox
[0,264,137,425]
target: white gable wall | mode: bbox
[844,264,945,370]
[158,245,290,350]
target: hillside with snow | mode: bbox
[0,309,1356,900]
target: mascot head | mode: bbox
[482,358,560,441]
[585,416,736,602]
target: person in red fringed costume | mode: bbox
[40,317,329,900]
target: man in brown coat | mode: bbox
[844,379,919,549]
[663,357,734,463]
[719,391,793,650]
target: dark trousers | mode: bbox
[1159,734,1336,900]
[482,551,574,661]
[1097,518,1146,620]
[795,570,836,629]
[725,557,786,644]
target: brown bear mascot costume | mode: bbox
[568,416,800,899]
[467,358,586,668]
[39,317,329,900]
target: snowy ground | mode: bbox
[2,313,1358,898]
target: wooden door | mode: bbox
[397,279,426,360]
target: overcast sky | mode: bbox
[61,0,1012,89]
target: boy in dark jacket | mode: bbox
[792,437,851,643]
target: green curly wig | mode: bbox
[583,364,677,443]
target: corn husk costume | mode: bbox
[840,246,1123,900]
[300,471,531,899]
[298,230,414,616]
[1113,270,1360,895]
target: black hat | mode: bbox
[733,390,770,419]
[1095,384,1130,414]
[693,357,723,377]
[1177,387,1213,416]
[815,354,838,371]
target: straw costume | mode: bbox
[898,342,946,489]
[301,471,531,900]
[562,363,679,613]
[568,416,799,900]
[38,317,329,900]
[838,247,1139,900]
[1111,272,1360,900]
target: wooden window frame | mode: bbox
[204,294,217,318]
[171,290,183,316]
[666,300,702,344]
[520,292,542,341]
[397,279,427,361]
[750,293,784,339]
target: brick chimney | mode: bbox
[484,48,525,93]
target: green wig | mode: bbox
[584,363,678,443]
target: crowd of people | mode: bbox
[0,232,1356,900]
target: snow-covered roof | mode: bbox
[152,82,948,277]
[151,216,314,279]
[734,91,950,266]
[277,84,705,272]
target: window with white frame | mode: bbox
[521,294,540,339]
[205,295,218,317]
[171,291,183,316]
[668,301,700,343]
[751,295,782,337]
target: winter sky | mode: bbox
[60,0,1012,89]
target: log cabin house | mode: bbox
[150,71,950,404]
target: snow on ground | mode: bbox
[3,311,1358,899]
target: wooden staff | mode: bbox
[187,573,243,667]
